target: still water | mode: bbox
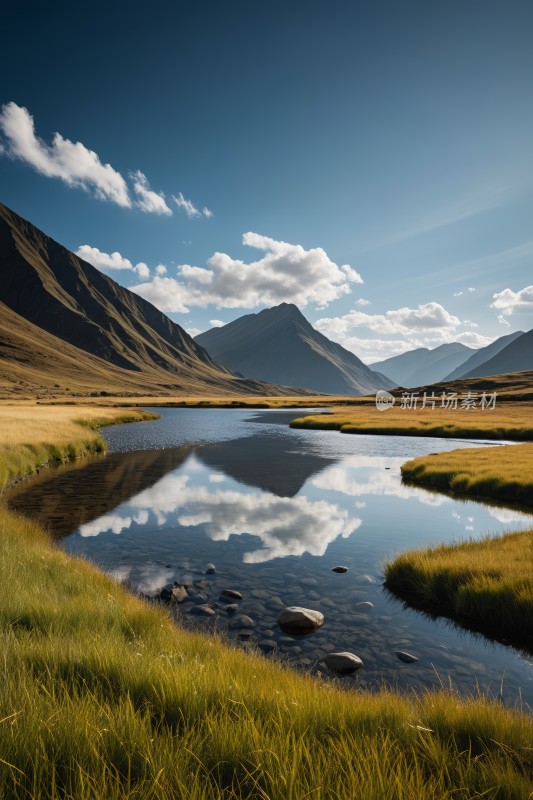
[10,408,533,706]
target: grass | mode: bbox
[0,404,532,798]
[291,401,533,440]
[384,530,533,646]
[0,405,159,492]
[401,443,533,505]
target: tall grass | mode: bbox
[384,530,533,645]
[291,402,533,441]
[401,443,533,505]
[0,405,158,491]
[0,404,532,798]
[1,508,532,799]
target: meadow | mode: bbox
[401,442,533,505]
[290,401,533,440]
[0,404,531,798]
[384,529,533,645]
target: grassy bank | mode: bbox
[290,402,533,440]
[0,405,158,491]
[401,443,533,505]
[384,529,533,645]
[0,405,532,798]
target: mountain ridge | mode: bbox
[195,303,393,395]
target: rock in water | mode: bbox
[395,650,418,663]
[331,566,349,573]
[229,614,255,629]
[189,604,216,617]
[205,563,216,575]
[220,589,243,600]
[320,652,363,674]
[278,606,324,634]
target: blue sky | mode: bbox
[1,0,532,362]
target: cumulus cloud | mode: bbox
[0,101,131,206]
[155,264,167,275]
[76,244,150,278]
[110,470,361,563]
[172,192,212,219]
[209,319,225,327]
[491,285,533,316]
[468,287,476,292]
[315,302,494,362]
[497,314,511,327]
[0,102,179,215]
[453,291,464,297]
[131,170,172,215]
[355,298,370,306]
[132,232,362,312]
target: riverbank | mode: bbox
[0,404,532,799]
[384,529,533,647]
[290,401,533,440]
[401,443,533,506]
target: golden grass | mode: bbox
[291,401,533,440]
[0,404,531,797]
[401,443,533,505]
[384,530,533,644]
[0,404,158,491]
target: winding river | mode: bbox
[9,408,533,707]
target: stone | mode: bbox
[170,584,189,603]
[194,580,207,590]
[258,640,277,653]
[225,604,239,616]
[229,614,255,629]
[395,651,418,663]
[278,606,324,634]
[205,564,216,575]
[320,652,363,674]
[332,566,349,573]
[355,601,374,610]
[189,604,216,617]
[220,589,243,600]
[189,592,208,604]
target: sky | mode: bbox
[1,0,532,363]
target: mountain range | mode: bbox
[443,330,524,381]
[367,343,473,387]
[0,204,301,398]
[195,303,393,395]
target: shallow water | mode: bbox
[11,408,533,706]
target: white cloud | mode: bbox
[131,170,172,215]
[173,192,203,218]
[491,285,533,316]
[79,513,132,537]
[76,245,150,278]
[203,207,213,218]
[453,291,464,297]
[155,264,167,275]
[355,298,371,306]
[209,319,225,327]
[497,314,511,327]
[315,302,495,362]
[0,102,131,207]
[462,320,478,328]
[468,287,476,292]
[132,232,362,313]
[185,327,203,337]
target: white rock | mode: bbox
[278,606,324,633]
[320,652,363,673]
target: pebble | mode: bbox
[189,604,216,617]
[356,601,374,610]
[395,651,419,664]
[205,564,216,575]
[320,652,363,674]
[229,614,255,629]
[332,566,349,573]
[278,606,324,634]
[225,604,239,616]
[221,589,243,600]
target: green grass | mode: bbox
[0,405,532,798]
[384,530,533,645]
[401,443,533,505]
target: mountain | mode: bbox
[371,342,474,388]
[443,331,524,381]
[0,203,302,398]
[458,328,533,379]
[195,303,393,395]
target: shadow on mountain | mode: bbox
[7,446,193,538]
[195,433,338,497]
